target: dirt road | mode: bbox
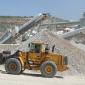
[0,65,85,85]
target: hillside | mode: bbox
[0,16,33,32]
[0,15,69,31]
[0,15,69,37]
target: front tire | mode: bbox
[40,61,57,78]
[5,58,22,74]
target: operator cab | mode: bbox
[29,40,50,54]
[29,40,44,53]
[31,43,41,53]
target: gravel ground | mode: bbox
[0,65,85,85]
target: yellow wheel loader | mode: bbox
[4,40,68,78]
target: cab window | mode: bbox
[34,44,41,53]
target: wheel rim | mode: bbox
[45,65,52,74]
[9,63,16,71]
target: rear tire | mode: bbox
[40,61,57,78]
[5,58,22,74]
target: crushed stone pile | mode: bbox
[15,30,85,75]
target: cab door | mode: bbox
[28,44,42,64]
